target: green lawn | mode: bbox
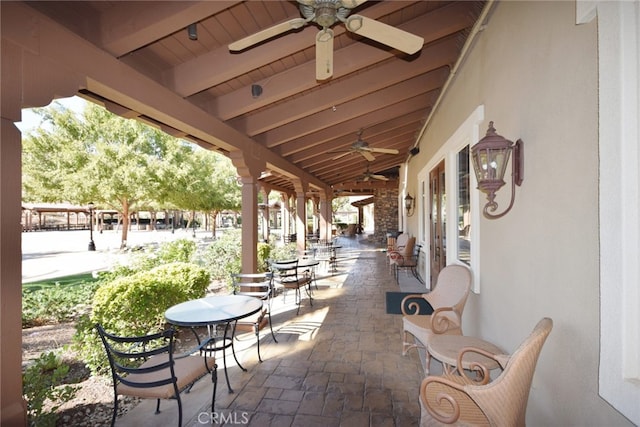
[23,273,99,292]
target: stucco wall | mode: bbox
[408,2,633,425]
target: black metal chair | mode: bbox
[314,242,337,274]
[391,243,423,284]
[96,324,217,427]
[270,259,312,314]
[231,272,278,362]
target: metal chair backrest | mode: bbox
[270,259,300,285]
[96,324,178,392]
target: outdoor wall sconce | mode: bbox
[471,121,524,219]
[405,194,415,217]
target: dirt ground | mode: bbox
[22,322,141,426]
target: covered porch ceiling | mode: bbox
[18,0,486,196]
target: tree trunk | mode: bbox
[120,200,130,249]
[211,210,219,238]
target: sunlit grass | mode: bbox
[23,273,99,292]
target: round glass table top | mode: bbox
[165,294,262,327]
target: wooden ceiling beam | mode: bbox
[298,125,420,171]
[212,2,475,118]
[279,109,426,160]
[99,2,236,57]
[168,1,410,97]
[255,81,441,148]
[226,47,453,135]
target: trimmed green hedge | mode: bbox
[74,261,210,375]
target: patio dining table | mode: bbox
[165,294,262,393]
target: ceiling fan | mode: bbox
[228,0,424,80]
[360,166,389,182]
[329,129,399,161]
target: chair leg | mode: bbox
[155,398,161,414]
[268,313,278,343]
[255,325,263,362]
[111,394,118,427]
[176,395,183,427]
[425,351,432,375]
[211,364,218,413]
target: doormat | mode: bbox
[385,292,434,315]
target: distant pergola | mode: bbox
[22,203,89,232]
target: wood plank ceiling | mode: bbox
[25,0,485,196]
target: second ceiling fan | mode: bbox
[228,0,424,80]
[329,129,399,161]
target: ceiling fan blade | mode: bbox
[316,29,334,80]
[363,175,370,181]
[360,150,376,161]
[369,147,399,155]
[341,0,369,8]
[331,151,351,161]
[372,174,389,181]
[229,18,307,51]
[345,15,424,55]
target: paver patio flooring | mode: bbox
[117,236,429,426]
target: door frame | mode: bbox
[429,160,447,287]
[417,106,484,292]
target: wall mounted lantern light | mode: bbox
[471,121,524,219]
[405,194,415,217]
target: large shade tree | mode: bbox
[22,101,240,247]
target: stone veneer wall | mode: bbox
[372,187,399,244]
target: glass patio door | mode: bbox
[429,160,446,287]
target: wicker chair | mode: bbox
[401,264,472,373]
[419,318,553,426]
[96,324,217,427]
[231,272,278,362]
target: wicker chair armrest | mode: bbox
[420,375,472,424]
[456,347,508,384]
[430,306,461,334]
[400,293,428,315]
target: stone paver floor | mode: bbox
[117,236,429,426]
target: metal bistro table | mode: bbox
[165,295,262,393]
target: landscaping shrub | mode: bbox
[23,351,78,427]
[99,238,197,282]
[22,281,101,328]
[197,229,242,286]
[73,262,210,375]
[257,242,271,272]
[268,243,298,262]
